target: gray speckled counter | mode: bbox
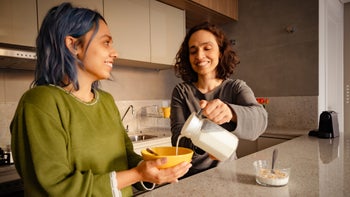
[137,132,350,197]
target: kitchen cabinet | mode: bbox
[236,136,290,158]
[150,0,185,65]
[105,0,185,68]
[257,136,288,151]
[0,0,103,48]
[37,0,104,28]
[236,139,257,158]
[156,0,238,28]
[190,0,238,20]
[104,0,150,63]
[0,0,37,47]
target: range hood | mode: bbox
[0,43,36,70]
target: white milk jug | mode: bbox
[181,112,239,161]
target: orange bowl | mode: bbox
[141,146,193,169]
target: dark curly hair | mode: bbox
[174,22,240,83]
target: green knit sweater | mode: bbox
[10,85,142,196]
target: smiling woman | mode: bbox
[68,21,117,83]
[170,22,268,177]
[10,2,191,197]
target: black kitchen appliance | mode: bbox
[0,148,11,166]
[309,111,339,138]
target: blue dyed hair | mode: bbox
[33,2,106,90]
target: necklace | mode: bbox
[49,84,99,105]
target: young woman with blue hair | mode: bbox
[10,3,191,196]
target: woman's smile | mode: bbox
[189,30,220,76]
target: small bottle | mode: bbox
[181,112,239,161]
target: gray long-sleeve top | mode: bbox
[170,79,268,176]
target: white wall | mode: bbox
[318,0,344,133]
[344,3,350,133]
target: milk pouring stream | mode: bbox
[180,112,239,161]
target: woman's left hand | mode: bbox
[199,99,234,125]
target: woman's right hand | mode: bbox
[137,158,192,184]
[199,99,236,124]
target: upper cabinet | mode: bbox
[105,0,185,68]
[37,0,104,28]
[104,0,151,63]
[150,0,185,65]
[0,0,104,47]
[0,0,37,47]
[157,0,238,28]
[0,0,184,70]
[191,0,238,20]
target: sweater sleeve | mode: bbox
[11,101,112,196]
[227,80,268,141]
[170,80,268,143]
[10,87,141,196]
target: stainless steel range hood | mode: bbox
[0,43,36,70]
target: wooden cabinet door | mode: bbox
[104,0,151,62]
[191,0,238,20]
[0,0,37,46]
[150,0,185,65]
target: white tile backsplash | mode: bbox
[0,102,18,148]
[0,100,171,148]
[116,100,171,134]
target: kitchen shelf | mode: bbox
[116,59,173,71]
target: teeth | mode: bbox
[105,61,113,68]
[197,61,209,66]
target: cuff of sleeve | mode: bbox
[110,171,122,197]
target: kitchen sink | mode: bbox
[128,134,158,142]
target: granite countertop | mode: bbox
[261,127,310,139]
[128,128,171,141]
[137,132,350,197]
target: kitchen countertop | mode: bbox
[262,127,309,139]
[128,127,171,140]
[129,128,171,151]
[137,131,350,197]
[0,165,23,195]
[0,165,19,184]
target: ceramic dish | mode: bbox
[141,146,193,169]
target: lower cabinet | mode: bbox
[257,137,289,151]
[236,139,257,158]
[236,136,289,158]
